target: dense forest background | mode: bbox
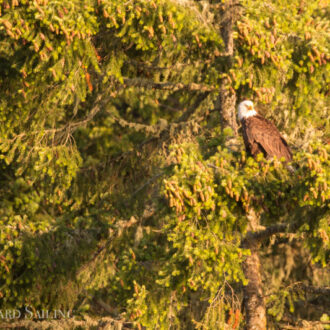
[0,0,329,329]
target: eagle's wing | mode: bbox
[244,115,292,161]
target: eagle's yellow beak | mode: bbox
[247,105,253,110]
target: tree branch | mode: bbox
[123,77,216,92]
[298,284,330,296]
[243,222,299,245]
[177,91,210,122]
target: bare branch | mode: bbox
[279,320,330,330]
[123,77,216,92]
[298,283,330,296]
[177,91,210,122]
[131,172,165,197]
[243,222,300,245]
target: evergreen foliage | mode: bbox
[0,0,329,328]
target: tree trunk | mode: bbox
[218,82,238,135]
[217,3,266,326]
[242,240,267,330]
[217,0,239,135]
[241,210,267,330]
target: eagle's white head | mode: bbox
[238,100,257,121]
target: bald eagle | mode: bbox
[238,100,292,162]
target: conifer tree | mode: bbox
[0,0,329,328]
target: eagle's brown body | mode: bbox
[241,114,292,162]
